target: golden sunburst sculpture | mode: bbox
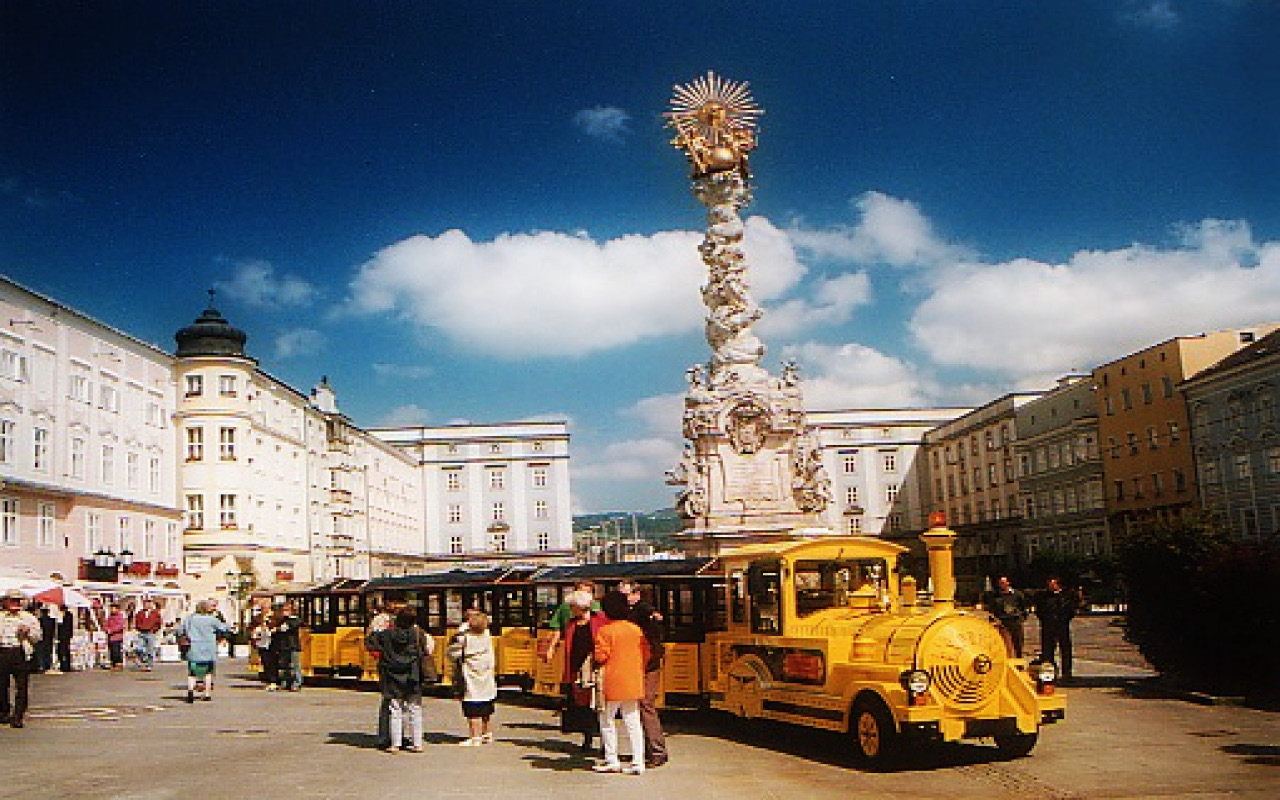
[665,71,764,177]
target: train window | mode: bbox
[535,585,559,627]
[748,560,782,635]
[729,570,746,624]
[793,559,889,615]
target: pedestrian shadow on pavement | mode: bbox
[501,720,558,732]
[325,731,385,749]
[1221,744,1280,767]
[507,737,602,772]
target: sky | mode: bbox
[2,1,1278,514]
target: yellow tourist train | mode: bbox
[285,516,1064,766]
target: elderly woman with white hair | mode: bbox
[177,600,232,704]
[559,590,605,753]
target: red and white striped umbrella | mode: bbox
[29,584,93,608]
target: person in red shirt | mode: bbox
[592,591,649,775]
[132,598,164,672]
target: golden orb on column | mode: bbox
[704,146,740,172]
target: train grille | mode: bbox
[919,614,1007,709]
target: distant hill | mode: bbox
[573,508,682,537]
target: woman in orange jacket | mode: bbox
[591,590,650,775]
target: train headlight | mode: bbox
[901,668,931,695]
[1035,660,1058,684]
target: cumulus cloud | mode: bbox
[273,327,325,359]
[759,271,872,339]
[909,218,1280,376]
[781,341,940,409]
[217,260,319,309]
[378,404,431,427]
[345,218,807,358]
[573,106,631,142]
[789,191,971,269]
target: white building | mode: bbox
[808,408,972,536]
[0,277,184,590]
[370,422,574,564]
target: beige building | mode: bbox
[919,392,1042,599]
[0,277,184,593]
[1094,325,1278,543]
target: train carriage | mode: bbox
[362,565,543,690]
[527,558,723,706]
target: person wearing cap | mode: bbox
[1,589,42,728]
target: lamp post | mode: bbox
[88,548,132,582]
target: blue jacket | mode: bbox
[180,612,231,662]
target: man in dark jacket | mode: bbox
[983,576,1029,657]
[619,580,668,768]
[35,606,56,672]
[1035,577,1079,680]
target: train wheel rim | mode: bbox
[857,711,881,757]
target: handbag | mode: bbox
[449,633,467,698]
[415,626,439,684]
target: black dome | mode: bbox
[174,300,248,358]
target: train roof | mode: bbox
[363,565,541,590]
[535,557,718,583]
[717,535,908,562]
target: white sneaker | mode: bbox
[458,737,481,747]
[622,764,645,775]
[592,763,622,773]
[479,732,494,744]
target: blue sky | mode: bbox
[3,1,1278,513]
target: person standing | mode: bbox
[618,580,668,768]
[248,609,277,689]
[178,600,232,703]
[446,609,498,746]
[365,603,395,747]
[35,606,56,672]
[270,602,303,691]
[367,607,426,753]
[559,591,605,753]
[1035,577,1079,681]
[54,605,74,673]
[983,576,1030,658]
[542,580,598,664]
[132,598,163,672]
[104,603,127,670]
[0,589,42,728]
[592,590,650,775]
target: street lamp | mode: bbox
[224,569,255,656]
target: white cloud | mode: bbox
[217,260,319,308]
[379,404,430,426]
[273,327,325,359]
[621,392,684,436]
[782,341,940,408]
[573,106,631,142]
[345,219,806,358]
[788,191,971,269]
[909,218,1280,377]
[759,271,872,339]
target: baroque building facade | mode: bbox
[1013,375,1107,561]
[918,393,1042,600]
[807,407,971,537]
[1,276,574,600]
[0,278,184,590]
[1183,328,1280,540]
[1094,325,1278,545]
[370,422,574,565]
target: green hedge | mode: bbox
[1117,515,1280,699]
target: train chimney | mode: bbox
[919,511,958,610]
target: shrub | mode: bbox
[1117,515,1280,698]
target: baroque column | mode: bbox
[663,72,831,554]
